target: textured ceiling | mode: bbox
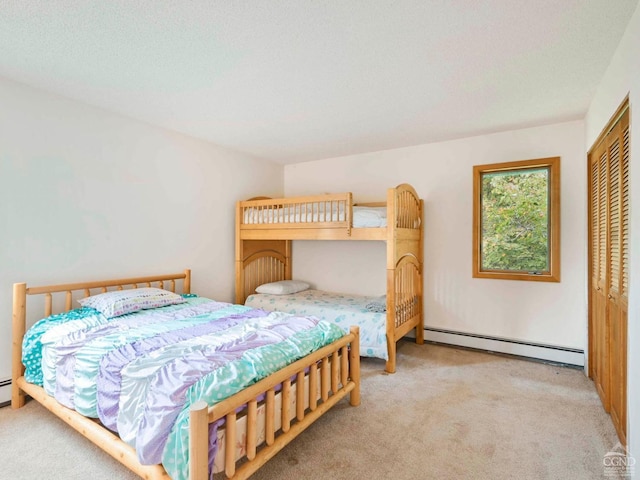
[0,1,637,163]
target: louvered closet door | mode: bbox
[590,140,609,410]
[588,104,629,445]
[608,113,629,444]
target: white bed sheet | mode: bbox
[245,289,388,360]
[243,206,387,228]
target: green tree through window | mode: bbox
[473,157,560,282]
[481,168,549,272]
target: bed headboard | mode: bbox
[390,183,422,230]
[14,270,190,318]
[12,269,191,409]
[235,240,291,304]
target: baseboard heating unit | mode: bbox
[0,378,11,407]
[424,327,584,367]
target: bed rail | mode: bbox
[239,192,353,234]
[237,184,421,242]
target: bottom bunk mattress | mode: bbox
[245,289,388,360]
[21,293,345,480]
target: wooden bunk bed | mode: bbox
[235,183,424,373]
[12,269,360,480]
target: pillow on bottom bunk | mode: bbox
[255,280,310,295]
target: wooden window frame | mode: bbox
[472,157,561,282]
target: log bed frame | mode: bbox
[236,183,424,373]
[12,269,361,480]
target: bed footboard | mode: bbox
[385,255,424,373]
[191,326,360,479]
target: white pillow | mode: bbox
[78,287,186,318]
[255,280,310,295]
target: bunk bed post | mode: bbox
[385,187,398,374]
[346,192,353,236]
[417,198,425,344]
[349,326,361,406]
[284,240,292,280]
[235,198,293,304]
[235,201,244,304]
[12,282,27,409]
[184,269,191,295]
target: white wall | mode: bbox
[285,120,586,350]
[0,77,284,389]
[585,0,640,467]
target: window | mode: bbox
[473,157,560,282]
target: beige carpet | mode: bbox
[0,341,619,480]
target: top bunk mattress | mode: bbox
[245,289,388,360]
[243,205,387,228]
